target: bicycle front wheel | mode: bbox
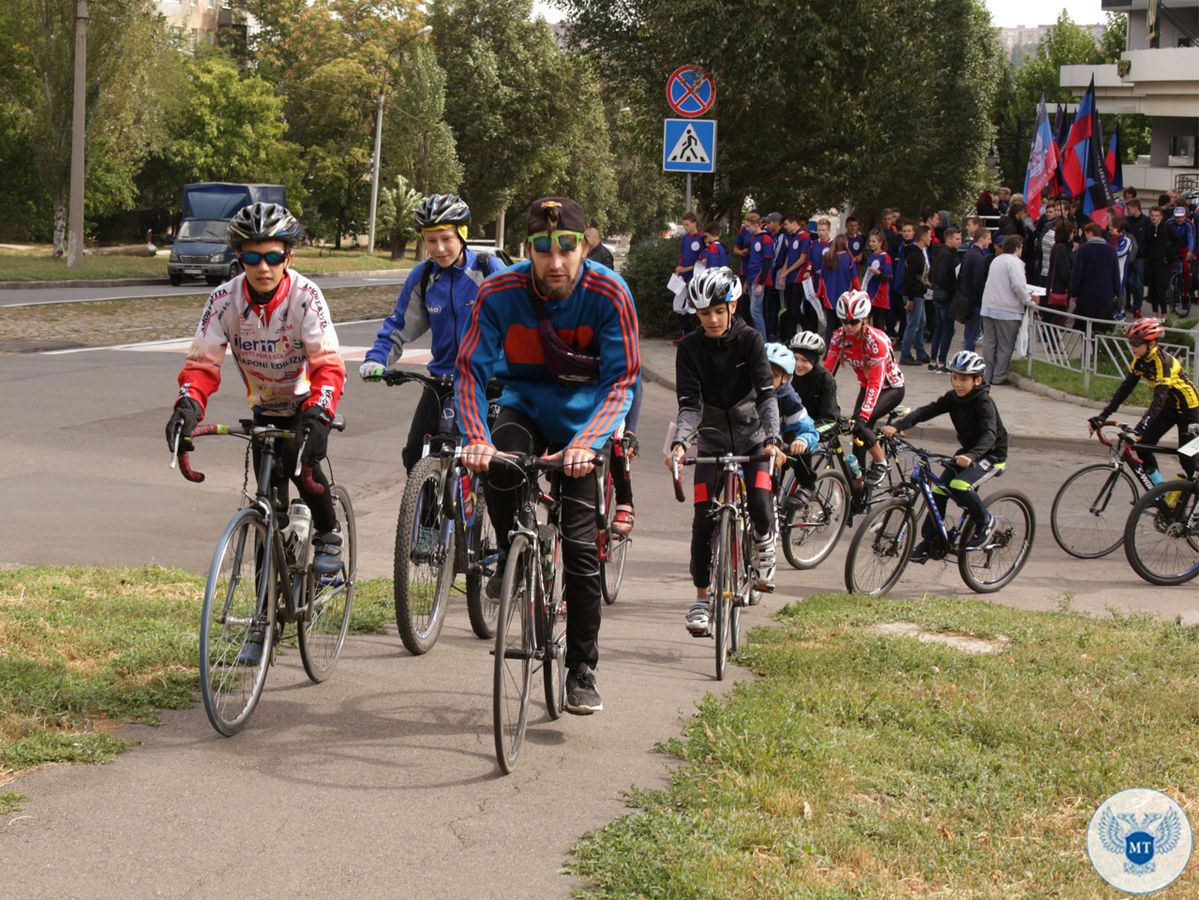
[299,485,356,683]
[844,499,915,596]
[959,491,1036,593]
[713,512,734,681]
[538,530,566,720]
[1050,464,1137,559]
[199,509,275,736]
[493,535,533,774]
[1124,480,1199,585]
[465,486,501,639]
[394,457,452,655]
[600,471,631,605]
[783,470,850,569]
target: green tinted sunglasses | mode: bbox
[529,231,584,253]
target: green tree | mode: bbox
[377,172,422,257]
[140,50,304,219]
[558,0,1003,226]
[381,43,463,197]
[0,0,177,252]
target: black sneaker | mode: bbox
[865,461,891,487]
[312,528,342,575]
[236,628,266,667]
[485,552,509,601]
[565,664,603,714]
[909,540,930,564]
[964,516,996,551]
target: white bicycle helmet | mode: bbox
[948,350,986,375]
[788,330,826,357]
[836,289,872,323]
[687,266,742,311]
[227,202,302,250]
[765,342,796,376]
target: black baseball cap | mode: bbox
[527,196,587,235]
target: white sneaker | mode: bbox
[686,599,711,637]
[753,533,776,592]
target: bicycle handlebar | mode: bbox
[670,452,775,504]
[174,422,325,495]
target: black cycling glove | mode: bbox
[299,405,332,463]
[1087,415,1105,432]
[165,397,202,453]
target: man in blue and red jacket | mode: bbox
[457,196,640,715]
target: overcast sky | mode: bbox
[532,0,1108,28]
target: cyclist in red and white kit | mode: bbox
[824,289,906,485]
[165,202,347,576]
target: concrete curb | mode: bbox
[0,268,409,290]
[639,352,1104,452]
[1006,371,1149,419]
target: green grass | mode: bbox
[1026,359,1155,407]
[0,246,412,282]
[0,566,393,780]
[569,593,1199,897]
[0,791,26,814]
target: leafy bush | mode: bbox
[623,237,682,338]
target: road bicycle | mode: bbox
[1122,425,1199,586]
[1166,258,1193,318]
[598,430,636,604]
[382,370,501,654]
[778,413,908,571]
[1049,420,1178,559]
[673,452,772,681]
[175,418,355,736]
[490,454,606,773]
[843,437,1034,597]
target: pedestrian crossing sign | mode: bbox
[662,119,716,173]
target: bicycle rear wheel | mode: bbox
[493,535,533,774]
[958,491,1036,593]
[199,509,275,736]
[538,529,566,719]
[299,485,356,683]
[1050,464,1137,559]
[844,499,915,597]
[783,470,849,569]
[394,457,452,655]
[713,512,734,681]
[1124,480,1199,585]
[465,485,500,639]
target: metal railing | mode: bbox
[1022,302,1198,391]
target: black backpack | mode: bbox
[418,249,513,300]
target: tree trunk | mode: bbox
[390,238,407,260]
[53,195,67,258]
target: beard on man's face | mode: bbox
[534,273,575,302]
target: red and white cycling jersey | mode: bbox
[824,323,904,420]
[177,270,346,417]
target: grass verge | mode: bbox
[1025,358,1155,407]
[569,592,1199,897]
[0,791,26,814]
[0,247,412,282]
[0,566,394,782]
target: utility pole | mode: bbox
[67,0,89,268]
[366,24,432,256]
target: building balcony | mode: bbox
[1061,48,1199,118]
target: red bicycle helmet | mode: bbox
[1125,318,1164,342]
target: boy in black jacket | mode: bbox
[881,350,1009,561]
[669,267,784,636]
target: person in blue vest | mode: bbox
[776,214,812,339]
[702,221,728,269]
[360,194,507,472]
[676,211,704,282]
[457,195,640,715]
[745,214,774,338]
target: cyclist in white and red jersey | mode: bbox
[824,289,906,485]
[165,202,347,575]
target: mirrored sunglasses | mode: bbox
[239,250,288,266]
[529,231,584,253]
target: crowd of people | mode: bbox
[672,185,1199,389]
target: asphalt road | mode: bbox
[0,274,408,308]
[2,321,1196,896]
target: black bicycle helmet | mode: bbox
[227,202,302,250]
[414,194,471,230]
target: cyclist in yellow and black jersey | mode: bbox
[1089,318,1199,480]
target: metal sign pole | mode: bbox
[685,174,692,214]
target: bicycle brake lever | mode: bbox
[169,427,181,469]
[294,434,307,477]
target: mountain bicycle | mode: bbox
[778,413,908,571]
[1049,420,1173,558]
[599,429,636,604]
[1122,426,1199,585]
[673,452,773,681]
[382,370,501,654]
[490,454,606,773]
[1166,257,1192,318]
[844,437,1034,597]
[176,418,356,736]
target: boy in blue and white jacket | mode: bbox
[766,343,820,490]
